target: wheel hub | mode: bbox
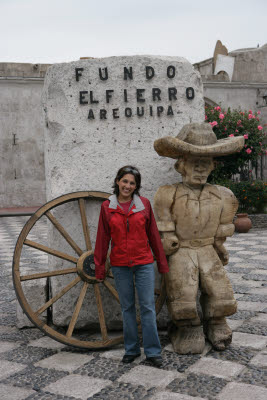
[77,251,96,283]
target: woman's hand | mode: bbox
[161,232,179,255]
[95,278,104,283]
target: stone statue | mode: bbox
[154,123,244,354]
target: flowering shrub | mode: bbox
[205,106,267,181]
[221,180,267,213]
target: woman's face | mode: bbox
[116,173,136,201]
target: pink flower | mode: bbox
[215,106,221,111]
[224,127,227,131]
[205,115,207,120]
[209,121,218,127]
[219,113,224,119]
[244,144,247,148]
[258,125,263,130]
[237,120,242,126]
[248,114,253,119]
[249,109,252,114]
[246,148,252,154]
[243,134,248,139]
[257,111,261,115]
[259,142,262,145]
[229,134,234,137]
[235,130,239,133]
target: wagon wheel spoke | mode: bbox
[94,283,108,341]
[24,239,78,264]
[45,211,83,256]
[20,267,77,281]
[78,198,92,251]
[103,280,120,303]
[36,276,81,316]
[66,282,88,338]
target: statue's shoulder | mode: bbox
[214,184,237,202]
[214,184,238,222]
[154,183,178,207]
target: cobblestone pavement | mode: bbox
[0,216,267,400]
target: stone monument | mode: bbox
[154,122,244,353]
[42,56,204,328]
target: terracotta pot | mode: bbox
[234,213,252,233]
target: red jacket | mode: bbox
[94,194,169,279]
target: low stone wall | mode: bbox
[249,213,267,229]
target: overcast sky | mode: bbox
[1,0,266,65]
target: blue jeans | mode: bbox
[111,263,161,357]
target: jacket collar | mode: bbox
[176,183,222,201]
[108,194,145,213]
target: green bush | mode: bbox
[221,180,267,214]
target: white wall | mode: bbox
[0,78,46,207]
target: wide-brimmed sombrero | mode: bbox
[154,122,244,158]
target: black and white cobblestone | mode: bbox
[166,373,228,399]
[0,217,267,399]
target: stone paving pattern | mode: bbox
[0,216,266,399]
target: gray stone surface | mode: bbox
[237,301,267,312]
[118,365,180,388]
[16,279,47,329]
[43,56,204,202]
[42,55,204,328]
[232,332,267,349]
[43,374,111,399]
[249,351,267,368]
[187,357,245,379]
[28,336,66,350]
[35,352,94,372]
[0,359,26,380]
[0,341,20,353]
[0,384,35,400]
[151,393,205,400]
[218,382,267,400]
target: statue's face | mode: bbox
[182,156,214,186]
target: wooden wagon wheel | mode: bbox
[13,191,166,349]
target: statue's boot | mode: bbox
[205,317,232,351]
[168,320,205,354]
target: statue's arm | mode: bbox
[214,185,239,265]
[154,185,179,255]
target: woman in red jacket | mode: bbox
[94,165,169,366]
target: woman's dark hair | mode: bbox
[113,165,141,197]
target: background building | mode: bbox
[194,41,267,180]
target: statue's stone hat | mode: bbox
[154,122,244,158]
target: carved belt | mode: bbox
[179,237,214,248]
